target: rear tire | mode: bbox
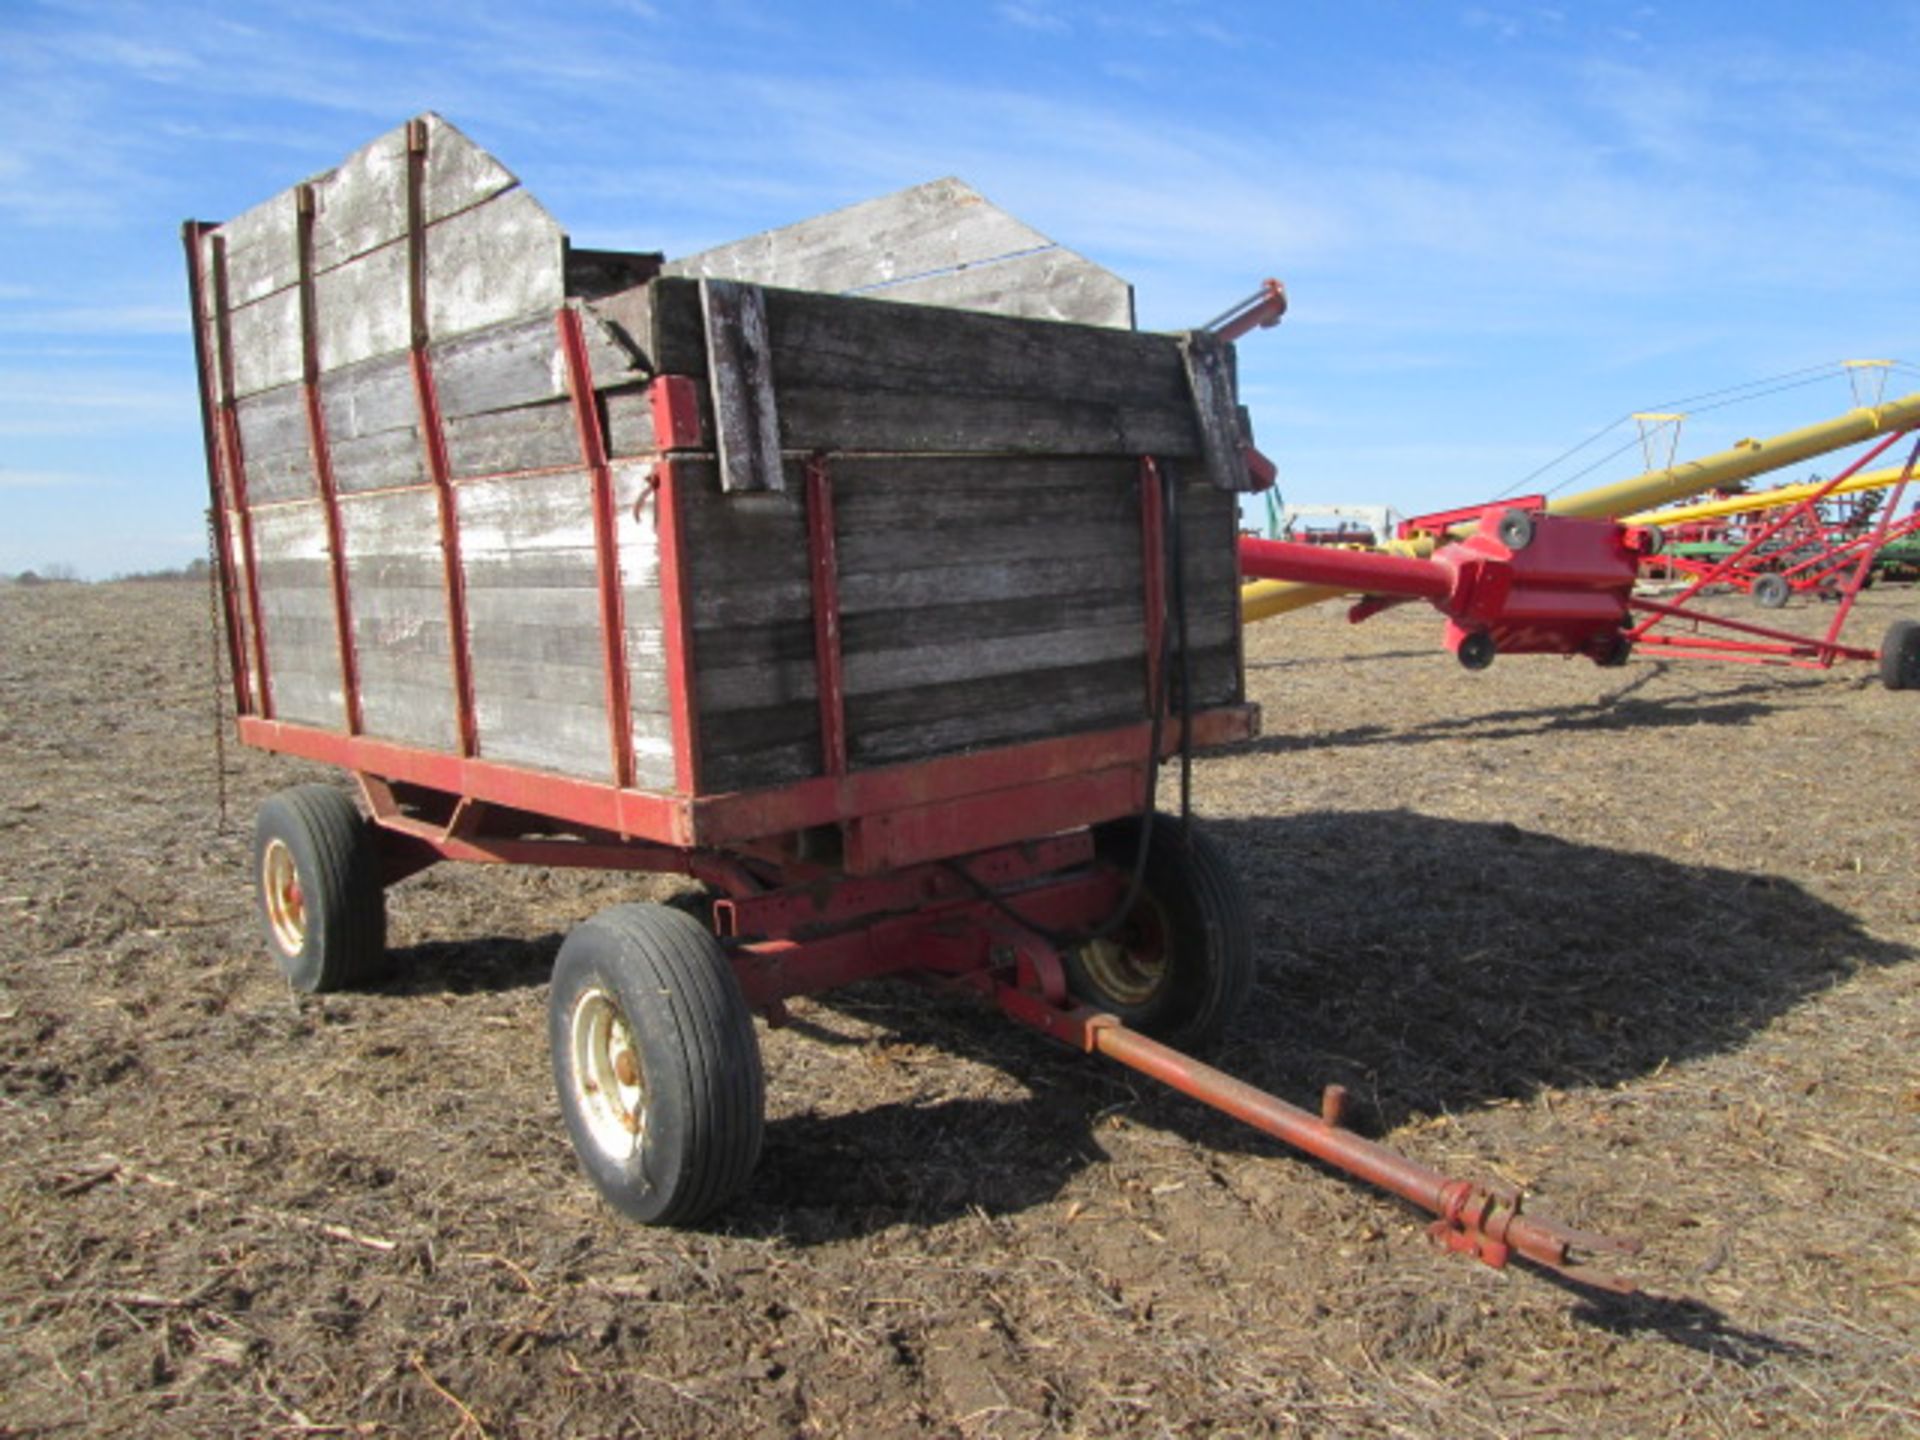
[1752,573,1790,609]
[1880,619,1920,691]
[549,904,764,1225]
[1062,817,1254,1054]
[252,785,388,992]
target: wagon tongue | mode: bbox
[1000,992,1644,1293]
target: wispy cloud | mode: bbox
[0,304,187,336]
[0,468,100,491]
[997,3,1070,34]
[0,370,191,438]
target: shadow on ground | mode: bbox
[1222,668,1845,757]
[727,809,1904,1244]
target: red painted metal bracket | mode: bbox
[804,453,849,778]
[557,306,637,792]
[295,183,364,734]
[649,375,705,450]
[181,220,254,717]
[1139,457,1167,716]
[206,231,274,718]
[405,119,479,758]
[652,459,703,796]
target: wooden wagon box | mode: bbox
[187,115,1258,874]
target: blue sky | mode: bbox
[4,0,1918,576]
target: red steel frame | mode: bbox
[1627,433,1919,669]
[296,183,365,734]
[804,453,849,777]
[1646,433,1914,599]
[406,118,481,757]
[557,306,636,790]
[181,221,254,717]
[205,231,274,718]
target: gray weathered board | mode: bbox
[663,177,1135,330]
[198,115,1248,801]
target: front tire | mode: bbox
[1881,619,1920,691]
[549,904,764,1225]
[1062,816,1254,1054]
[252,785,388,992]
[1751,573,1790,609]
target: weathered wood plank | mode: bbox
[235,382,309,458]
[842,618,1144,696]
[870,247,1136,329]
[847,658,1142,767]
[644,277,1179,399]
[830,464,1138,531]
[776,387,1197,458]
[306,113,520,276]
[425,188,566,341]
[700,281,783,493]
[250,495,343,728]
[1180,331,1255,491]
[617,466,673,772]
[836,548,1236,617]
[566,246,664,300]
[235,384,316,504]
[227,287,303,398]
[251,502,329,563]
[243,449,318,507]
[662,177,1133,329]
[694,652,819,714]
[601,386,660,457]
[846,646,1237,768]
[321,351,419,439]
[312,241,410,375]
[839,588,1143,660]
[837,517,1138,576]
[262,669,344,732]
[432,308,643,420]
[339,485,455,755]
[213,192,299,311]
[357,672,459,752]
[476,693,615,780]
[330,428,426,494]
[443,402,580,479]
[697,712,821,793]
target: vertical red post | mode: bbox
[1138,456,1167,719]
[557,306,636,791]
[805,454,849,777]
[405,118,479,758]
[208,232,274,719]
[1819,435,1918,663]
[181,221,254,716]
[652,461,703,796]
[296,184,363,734]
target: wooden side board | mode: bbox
[609,278,1205,461]
[669,455,1242,790]
[197,114,569,402]
[662,176,1134,329]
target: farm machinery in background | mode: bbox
[1234,383,1920,690]
[1627,464,1920,602]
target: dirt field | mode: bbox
[2,577,1915,1438]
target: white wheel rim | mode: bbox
[568,986,646,1160]
[261,838,306,953]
